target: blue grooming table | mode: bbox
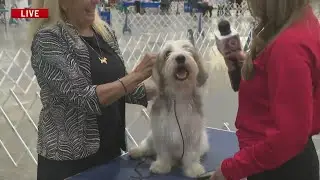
[68,128,238,180]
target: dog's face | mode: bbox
[153,40,208,94]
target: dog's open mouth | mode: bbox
[175,66,189,81]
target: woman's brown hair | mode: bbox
[242,0,316,80]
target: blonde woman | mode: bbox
[29,0,156,179]
[211,0,320,180]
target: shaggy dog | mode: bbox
[129,40,209,178]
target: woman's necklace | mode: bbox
[80,33,108,64]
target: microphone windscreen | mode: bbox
[218,20,231,36]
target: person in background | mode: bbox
[235,0,243,16]
[0,0,5,24]
[0,0,4,6]
[188,0,199,17]
[29,0,156,179]
[134,0,141,13]
[217,0,230,17]
[211,0,320,179]
[160,0,170,14]
[216,0,224,17]
[202,0,213,17]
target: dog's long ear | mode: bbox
[193,48,208,87]
[151,53,161,86]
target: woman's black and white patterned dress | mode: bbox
[34,23,144,179]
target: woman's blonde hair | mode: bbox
[242,0,316,80]
[28,0,111,42]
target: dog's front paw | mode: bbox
[128,147,144,159]
[150,160,171,174]
[183,163,205,178]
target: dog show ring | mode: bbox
[67,128,239,180]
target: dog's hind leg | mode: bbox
[129,132,155,159]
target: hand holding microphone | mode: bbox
[215,19,245,71]
[225,51,246,71]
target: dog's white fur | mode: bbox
[129,40,209,178]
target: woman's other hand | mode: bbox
[133,53,157,81]
[224,50,246,71]
[210,166,226,180]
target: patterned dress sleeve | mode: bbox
[126,83,148,107]
[31,30,102,115]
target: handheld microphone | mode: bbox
[215,20,242,56]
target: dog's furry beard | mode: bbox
[129,40,209,178]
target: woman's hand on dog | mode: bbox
[224,50,246,71]
[133,53,157,81]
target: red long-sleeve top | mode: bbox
[221,6,320,180]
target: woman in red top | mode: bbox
[211,0,320,179]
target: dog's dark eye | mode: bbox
[164,51,171,59]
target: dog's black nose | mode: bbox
[176,55,185,64]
